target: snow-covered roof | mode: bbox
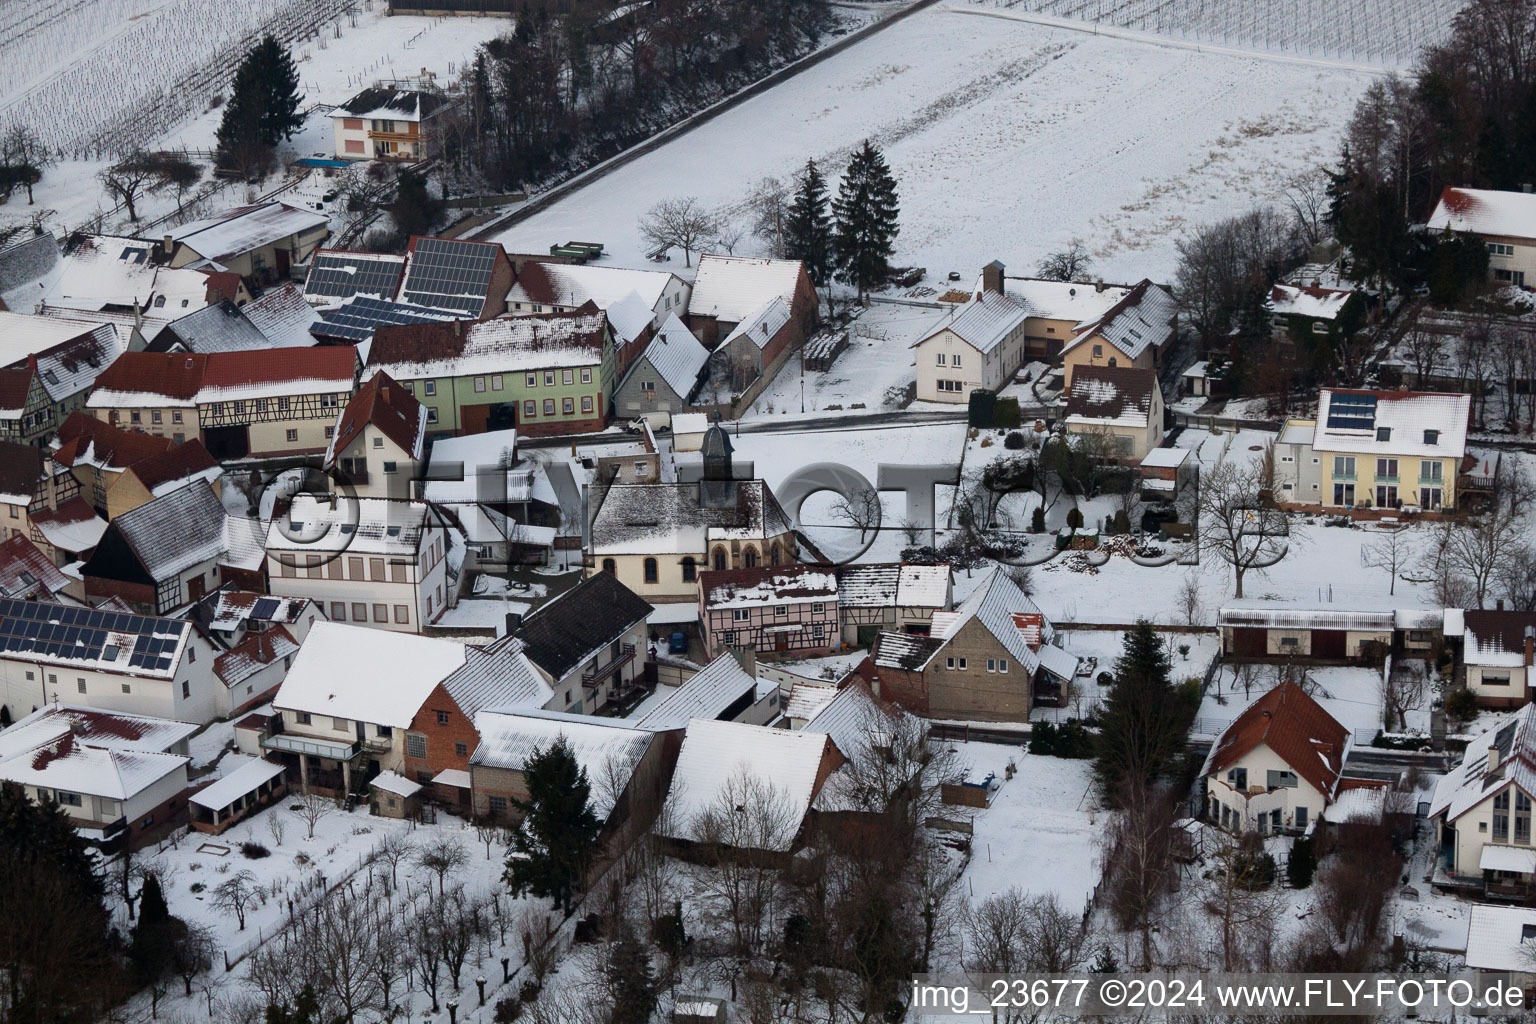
[470,709,653,818]
[0,534,70,599]
[424,429,553,507]
[929,567,1055,676]
[835,562,952,609]
[701,564,836,609]
[213,626,300,687]
[0,731,186,801]
[631,314,708,400]
[721,297,791,352]
[591,481,792,555]
[872,630,946,671]
[1426,187,1536,242]
[1003,278,1130,324]
[0,233,60,313]
[1269,283,1353,321]
[189,756,284,811]
[1064,364,1158,429]
[1312,389,1470,459]
[88,348,357,408]
[370,770,421,798]
[1464,905,1536,973]
[266,494,433,556]
[1429,707,1536,823]
[1062,279,1177,360]
[332,87,447,122]
[1461,610,1536,668]
[0,703,196,762]
[0,312,120,402]
[1319,783,1388,824]
[1277,419,1315,446]
[631,654,758,731]
[802,683,884,759]
[912,291,1028,355]
[783,681,839,721]
[100,482,237,580]
[605,291,654,346]
[1140,447,1188,469]
[156,300,269,353]
[511,261,677,313]
[49,235,172,312]
[368,307,607,379]
[206,591,315,632]
[274,622,468,729]
[659,718,831,850]
[30,499,108,553]
[1394,607,1442,631]
[443,636,553,718]
[242,284,321,348]
[671,412,708,435]
[1181,360,1209,380]
[688,255,805,324]
[1217,607,1395,631]
[169,203,328,262]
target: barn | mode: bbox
[1217,608,1395,663]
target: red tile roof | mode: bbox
[0,440,41,500]
[52,411,174,471]
[125,439,220,493]
[0,366,33,414]
[0,534,70,597]
[198,346,356,391]
[1206,681,1349,797]
[90,351,208,402]
[326,370,424,466]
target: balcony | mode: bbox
[1373,474,1399,484]
[1333,472,1356,481]
[263,733,361,761]
[362,735,392,753]
[1418,475,1444,486]
[367,130,419,143]
[583,643,637,687]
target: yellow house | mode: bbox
[1306,389,1470,511]
[1062,364,1164,460]
[1430,706,1536,897]
[1059,279,1177,389]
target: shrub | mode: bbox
[1112,510,1130,534]
[1029,719,1095,759]
[495,998,523,1023]
[1096,671,1114,687]
[992,396,1021,428]
[1287,835,1316,889]
[1031,506,1046,533]
[189,882,205,894]
[1004,431,1026,450]
[240,842,270,859]
[519,980,541,1003]
[1231,838,1276,890]
[1065,507,1084,530]
[1445,687,1478,726]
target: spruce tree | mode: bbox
[130,874,175,983]
[504,736,601,915]
[832,140,900,300]
[606,930,658,1024]
[785,159,832,292]
[1093,620,1193,800]
[216,35,304,174]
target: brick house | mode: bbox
[686,254,818,349]
[869,568,1077,722]
[698,563,840,658]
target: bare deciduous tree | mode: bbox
[2,125,52,204]
[1036,239,1092,281]
[294,791,333,840]
[1380,660,1427,732]
[1195,456,1294,599]
[1102,781,1178,969]
[1361,523,1416,596]
[1281,169,1330,249]
[1420,503,1522,608]
[690,768,796,958]
[638,196,719,267]
[416,834,470,897]
[1178,570,1203,627]
[830,483,882,542]
[369,829,412,888]
[211,870,261,931]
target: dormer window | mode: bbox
[1376,427,1391,442]
[1424,429,1439,445]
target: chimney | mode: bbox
[162,235,173,252]
[1095,279,1106,293]
[1488,745,1501,774]
[452,320,462,337]
[981,260,1004,295]
[1524,183,1534,194]
[505,612,522,636]
[1525,625,1534,668]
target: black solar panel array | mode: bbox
[312,296,457,342]
[400,237,497,316]
[1325,393,1377,432]
[304,252,406,302]
[250,596,280,620]
[0,598,184,672]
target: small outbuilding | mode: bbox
[189,756,287,834]
[369,771,424,819]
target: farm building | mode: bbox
[1218,608,1394,662]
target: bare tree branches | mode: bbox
[211,870,260,931]
[638,196,719,267]
[1036,239,1093,282]
[1194,456,1294,599]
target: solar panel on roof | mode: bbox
[400,238,497,315]
[1326,393,1377,431]
[305,252,407,301]
[251,596,280,619]
[314,296,457,342]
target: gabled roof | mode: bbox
[1062,279,1177,360]
[721,297,790,351]
[0,535,71,599]
[0,233,60,312]
[658,718,832,850]
[470,709,653,818]
[688,254,806,324]
[591,480,793,555]
[87,352,207,406]
[0,313,121,402]
[605,291,655,346]
[1429,704,1536,823]
[241,284,321,348]
[630,314,707,399]
[1464,905,1536,973]
[1269,283,1354,321]
[29,498,107,554]
[303,249,408,304]
[266,495,433,556]
[1202,680,1350,798]
[310,295,459,344]
[52,411,174,472]
[213,625,300,686]
[1312,389,1470,458]
[1426,187,1536,241]
[631,654,758,731]
[912,290,1028,355]
[153,300,269,353]
[928,567,1056,676]
[1218,607,1395,631]
[511,261,678,312]
[334,87,448,121]
[1003,277,1131,324]
[0,703,196,761]
[169,203,328,263]
[324,370,426,466]
[104,482,232,580]
[1462,610,1536,668]
[274,622,468,729]
[203,590,315,632]
[872,630,946,671]
[368,305,606,379]
[0,367,32,417]
[122,439,222,497]
[802,681,886,759]
[0,731,187,801]
[514,571,653,680]
[1064,364,1158,429]
[442,635,553,718]
[699,563,836,609]
[88,347,357,407]
[398,236,508,318]
[0,597,192,679]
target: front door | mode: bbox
[461,403,492,434]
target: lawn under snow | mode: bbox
[493,0,1379,284]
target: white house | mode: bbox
[1450,608,1536,708]
[1426,186,1536,289]
[1062,364,1164,460]
[514,570,653,715]
[507,261,691,328]
[1202,680,1352,836]
[909,290,1030,403]
[265,495,453,633]
[324,371,427,500]
[331,87,452,161]
[1430,704,1536,899]
[0,597,222,724]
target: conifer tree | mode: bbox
[832,140,900,300]
[504,736,602,914]
[216,35,305,175]
[130,874,176,983]
[1093,620,1194,800]
[785,159,832,293]
[607,930,658,1024]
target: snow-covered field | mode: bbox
[494,0,1380,284]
